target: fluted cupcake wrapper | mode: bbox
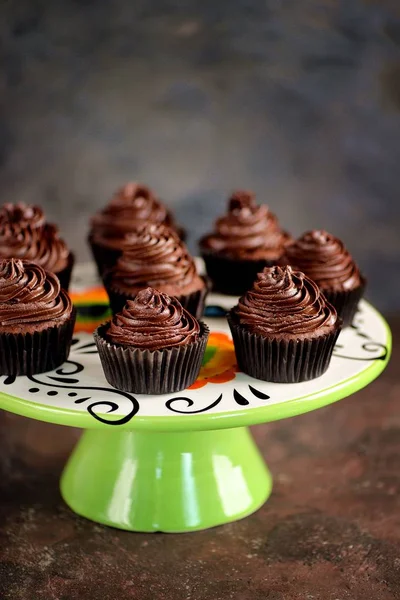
[0,308,77,376]
[227,313,341,383]
[55,252,75,292]
[94,322,210,395]
[322,279,366,328]
[88,235,123,278]
[201,251,281,296]
[104,276,209,320]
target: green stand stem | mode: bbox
[61,427,272,532]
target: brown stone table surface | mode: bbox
[0,318,399,600]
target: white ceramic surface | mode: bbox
[0,300,389,424]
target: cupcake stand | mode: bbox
[0,267,391,533]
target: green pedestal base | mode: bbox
[60,427,272,532]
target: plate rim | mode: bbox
[0,300,392,432]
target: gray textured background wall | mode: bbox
[1,0,400,312]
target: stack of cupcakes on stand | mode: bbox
[0,188,367,390]
[0,203,74,290]
[88,182,185,276]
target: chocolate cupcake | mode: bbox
[283,230,366,327]
[89,182,184,275]
[0,259,76,376]
[228,266,341,383]
[94,287,209,394]
[0,221,74,291]
[104,223,208,318]
[0,202,74,290]
[200,190,292,296]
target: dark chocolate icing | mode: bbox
[200,191,292,259]
[90,182,178,246]
[110,223,204,296]
[0,203,46,230]
[107,287,200,350]
[234,265,338,338]
[0,223,69,273]
[0,259,72,329]
[283,230,363,292]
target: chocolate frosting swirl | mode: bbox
[283,230,362,291]
[0,259,72,327]
[0,223,69,273]
[107,287,200,350]
[234,265,337,338]
[200,191,292,259]
[110,223,203,295]
[90,182,177,245]
[0,203,46,230]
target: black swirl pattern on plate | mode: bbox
[25,357,139,425]
[0,338,139,425]
[1,306,388,425]
[165,385,271,414]
[332,307,388,361]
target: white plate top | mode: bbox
[0,298,390,431]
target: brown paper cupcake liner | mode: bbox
[94,322,210,394]
[105,276,209,319]
[322,279,366,328]
[55,252,75,291]
[0,308,77,376]
[201,251,280,296]
[227,313,341,383]
[88,235,123,278]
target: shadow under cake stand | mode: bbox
[0,299,391,533]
